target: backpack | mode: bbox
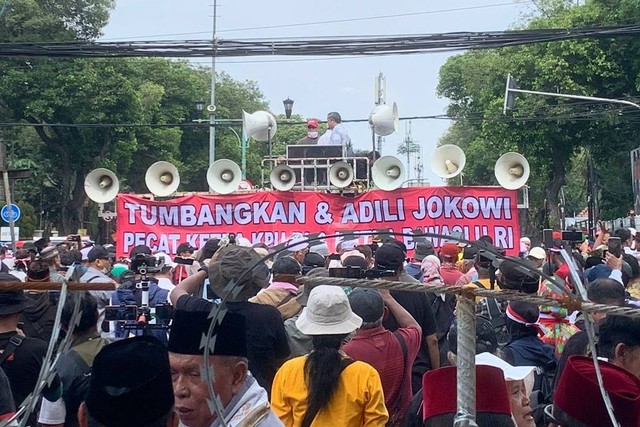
[473,282,511,347]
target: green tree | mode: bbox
[437,0,640,234]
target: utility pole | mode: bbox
[404,121,412,179]
[209,0,218,168]
[0,144,15,247]
[374,72,386,152]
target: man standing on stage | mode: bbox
[296,119,320,144]
[325,112,351,146]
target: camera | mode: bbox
[105,305,138,321]
[329,266,396,279]
[130,253,162,274]
[174,256,194,265]
[561,230,583,242]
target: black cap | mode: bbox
[0,281,30,316]
[85,336,174,427]
[348,288,384,323]
[462,246,478,260]
[272,256,302,275]
[343,255,369,270]
[448,316,498,355]
[414,241,435,261]
[87,245,114,263]
[176,242,196,254]
[374,243,405,271]
[168,309,248,357]
[499,258,539,292]
[303,252,325,269]
[129,245,152,258]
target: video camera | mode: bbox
[130,253,163,274]
[329,266,397,279]
[103,253,171,331]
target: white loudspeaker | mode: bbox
[270,164,296,191]
[495,152,530,190]
[242,110,278,142]
[369,102,399,136]
[84,168,119,203]
[207,159,242,195]
[372,155,406,191]
[145,161,180,197]
[431,144,466,179]
[329,161,354,188]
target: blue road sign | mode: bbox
[1,204,20,223]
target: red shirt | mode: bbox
[440,263,463,286]
[343,325,421,423]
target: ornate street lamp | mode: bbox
[283,98,294,119]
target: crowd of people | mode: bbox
[0,227,640,427]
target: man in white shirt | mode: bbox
[325,112,351,150]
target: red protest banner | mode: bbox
[116,187,520,257]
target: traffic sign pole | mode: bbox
[0,144,16,248]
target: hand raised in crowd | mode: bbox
[605,252,622,271]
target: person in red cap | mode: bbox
[296,119,321,145]
[549,355,640,427]
[421,365,515,426]
[439,243,463,286]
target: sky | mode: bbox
[101,0,536,186]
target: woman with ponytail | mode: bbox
[271,285,388,426]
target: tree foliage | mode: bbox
[437,0,640,235]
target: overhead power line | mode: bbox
[101,1,532,40]
[1,24,639,58]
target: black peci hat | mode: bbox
[85,336,174,427]
[168,309,248,357]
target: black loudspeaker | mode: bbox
[543,229,553,249]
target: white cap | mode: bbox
[236,236,252,247]
[288,235,309,252]
[528,247,546,260]
[80,246,92,261]
[154,251,176,268]
[476,352,535,381]
[520,236,531,244]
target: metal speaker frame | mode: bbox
[207,159,242,195]
[84,168,119,203]
[329,161,354,189]
[270,164,296,191]
[431,144,467,179]
[145,161,180,197]
[371,155,406,191]
[369,102,399,136]
[495,152,530,190]
[242,110,278,142]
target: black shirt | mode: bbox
[0,331,48,407]
[382,290,438,395]
[176,295,291,396]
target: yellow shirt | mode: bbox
[271,355,389,427]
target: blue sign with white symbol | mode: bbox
[1,204,21,223]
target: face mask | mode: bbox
[308,131,318,138]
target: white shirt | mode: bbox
[329,123,350,146]
[317,129,332,145]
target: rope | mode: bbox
[297,277,640,318]
[0,281,116,291]
[453,294,478,427]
